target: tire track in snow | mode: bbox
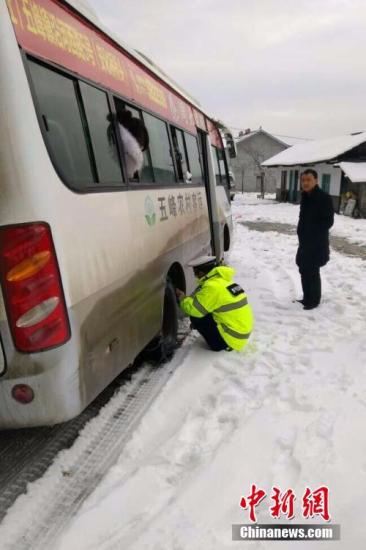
[0,333,193,550]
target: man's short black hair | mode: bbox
[301,168,318,180]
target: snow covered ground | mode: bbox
[239,192,366,247]
[2,193,366,549]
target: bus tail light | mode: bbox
[0,223,70,352]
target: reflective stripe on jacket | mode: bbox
[179,265,253,350]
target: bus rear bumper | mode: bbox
[0,318,83,429]
[0,355,82,429]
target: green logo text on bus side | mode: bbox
[144,195,156,226]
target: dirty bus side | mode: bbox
[0,0,233,428]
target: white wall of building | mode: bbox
[231,132,288,193]
[273,163,342,197]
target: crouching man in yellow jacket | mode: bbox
[176,256,253,352]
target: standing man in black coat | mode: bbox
[296,169,334,310]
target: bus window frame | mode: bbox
[211,145,221,185]
[113,98,205,191]
[74,79,100,183]
[170,126,191,182]
[22,51,206,194]
[183,131,204,185]
[220,146,231,187]
[139,111,178,186]
[212,145,230,187]
[23,53,128,193]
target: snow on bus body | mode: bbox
[0,0,233,428]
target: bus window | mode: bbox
[142,112,176,184]
[171,127,190,182]
[184,133,203,185]
[217,147,229,185]
[140,148,155,183]
[28,60,94,188]
[79,82,123,185]
[211,146,221,185]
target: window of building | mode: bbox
[142,112,176,184]
[79,82,123,184]
[280,170,288,200]
[322,174,331,194]
[289,169,299,202]
[184,133,203,185]
[281,170,287,184]
[294,169,299,198]
[28,60,95,188]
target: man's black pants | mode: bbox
[190,314,228,351]
[299,264,321,307]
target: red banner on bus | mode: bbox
[6,0,215,136]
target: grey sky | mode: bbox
[88,0,366,139]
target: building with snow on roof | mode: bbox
[231,128,290,193]
[335,161,366,217]
[262,131,366,214]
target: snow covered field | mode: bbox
[2,194,366,549]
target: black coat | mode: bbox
[296,185,334,268]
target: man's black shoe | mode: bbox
[303,304,318,310]
[295,299,304,304]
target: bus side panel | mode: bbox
[0,1,213,427]
[0,186,211,427]
[76,187,211,407]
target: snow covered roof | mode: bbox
[236,129,289,148]
[336,162,366,182]
[262,132,366,167]
[272,135,312,147]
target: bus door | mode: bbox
[197,129,222,259]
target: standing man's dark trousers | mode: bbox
[190,314,228,351]
[299,264,321,307]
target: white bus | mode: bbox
[0,0,234,428]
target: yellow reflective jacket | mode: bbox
[179,265,253,350]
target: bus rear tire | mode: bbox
[224,225,231,252]
[142,280,178,363]
[160,280,179,359]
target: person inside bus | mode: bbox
[108,109,149,180]
[175,256,253,352]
